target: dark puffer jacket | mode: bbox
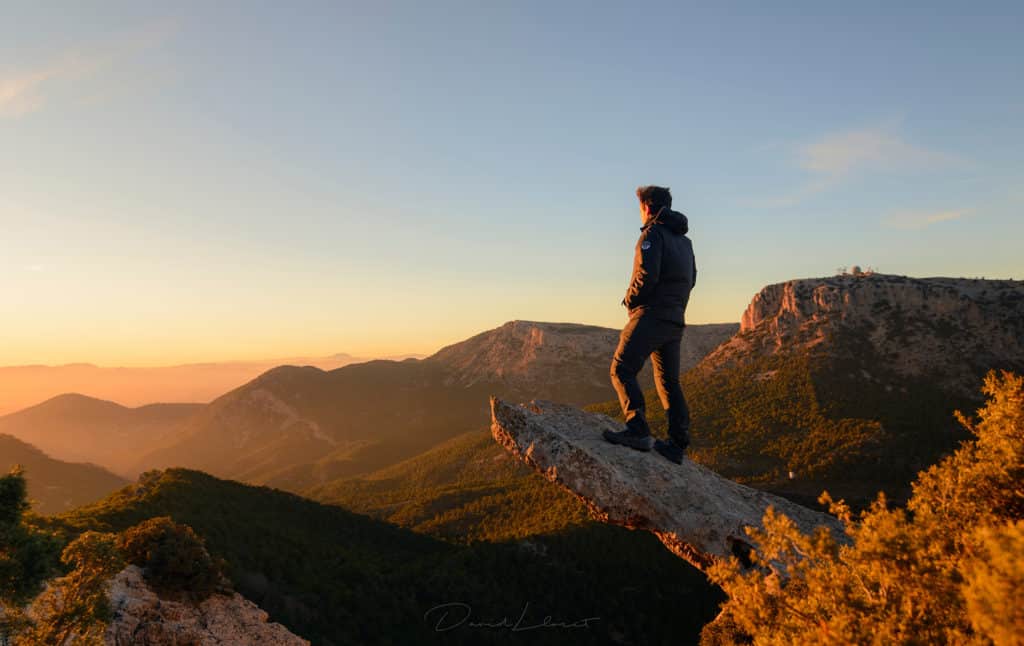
[621,207,697,322]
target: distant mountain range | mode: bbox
[0,320,732,513]
[129,321,736,488]
[0,352,425,416]
[13,273,1020,519]
[0,394,202,476]
[0,320,734,496]
[0,434,127,514]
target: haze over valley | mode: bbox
[0,352,425,417]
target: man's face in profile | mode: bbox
[639,201,653,225]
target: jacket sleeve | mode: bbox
[692,252,697,289]
[623,227,663,309]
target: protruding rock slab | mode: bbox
[490,397,845,572]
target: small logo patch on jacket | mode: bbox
[641,240,651,250]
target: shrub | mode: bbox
[117,516,224,601]
[704,370,1024,645]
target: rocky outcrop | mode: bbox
[706,273,1024,395]
[104,565,308,645]
[737,273,1022,335]
[490,398,844,572]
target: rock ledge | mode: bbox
[490,398,844,572]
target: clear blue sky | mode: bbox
[2,1,1022,365]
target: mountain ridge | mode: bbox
[0,396,203,477]
[706,273,1024,395]
[0,434,128,514]
[0,352,426,417]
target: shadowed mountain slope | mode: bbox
[305,429,592,542]
[0,434,128,514]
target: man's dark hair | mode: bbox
[636,185,672,210]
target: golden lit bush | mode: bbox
[19,531,124,645]
[705,370,1024,645]
[962,521,1024,645]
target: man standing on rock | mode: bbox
[603,185,696,464]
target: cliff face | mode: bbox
[738,274,1020,333]
[489,397,845,573]
[707,274,1024,395]
[104,566,308,646]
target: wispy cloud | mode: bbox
[0,18,177,118]
[884,209,970,230]
[0,55,96,117]
[798,127,959,176]
[743,124,965,209]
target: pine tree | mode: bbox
[0,468,60,645]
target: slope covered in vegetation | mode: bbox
[703,370,1024,644]
[306,429,591,542]
[0,434,128,515]
[32,468,720,645]
[588,349,976,509]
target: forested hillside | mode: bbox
[37,469,721,645]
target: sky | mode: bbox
[2,1,1022,366]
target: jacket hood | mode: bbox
[645,207,689,234]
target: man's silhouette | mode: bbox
[603,185,696,464]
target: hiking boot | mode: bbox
[654,438,686,464]
[602,427,654,451]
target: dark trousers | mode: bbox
[610,313,691,444]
